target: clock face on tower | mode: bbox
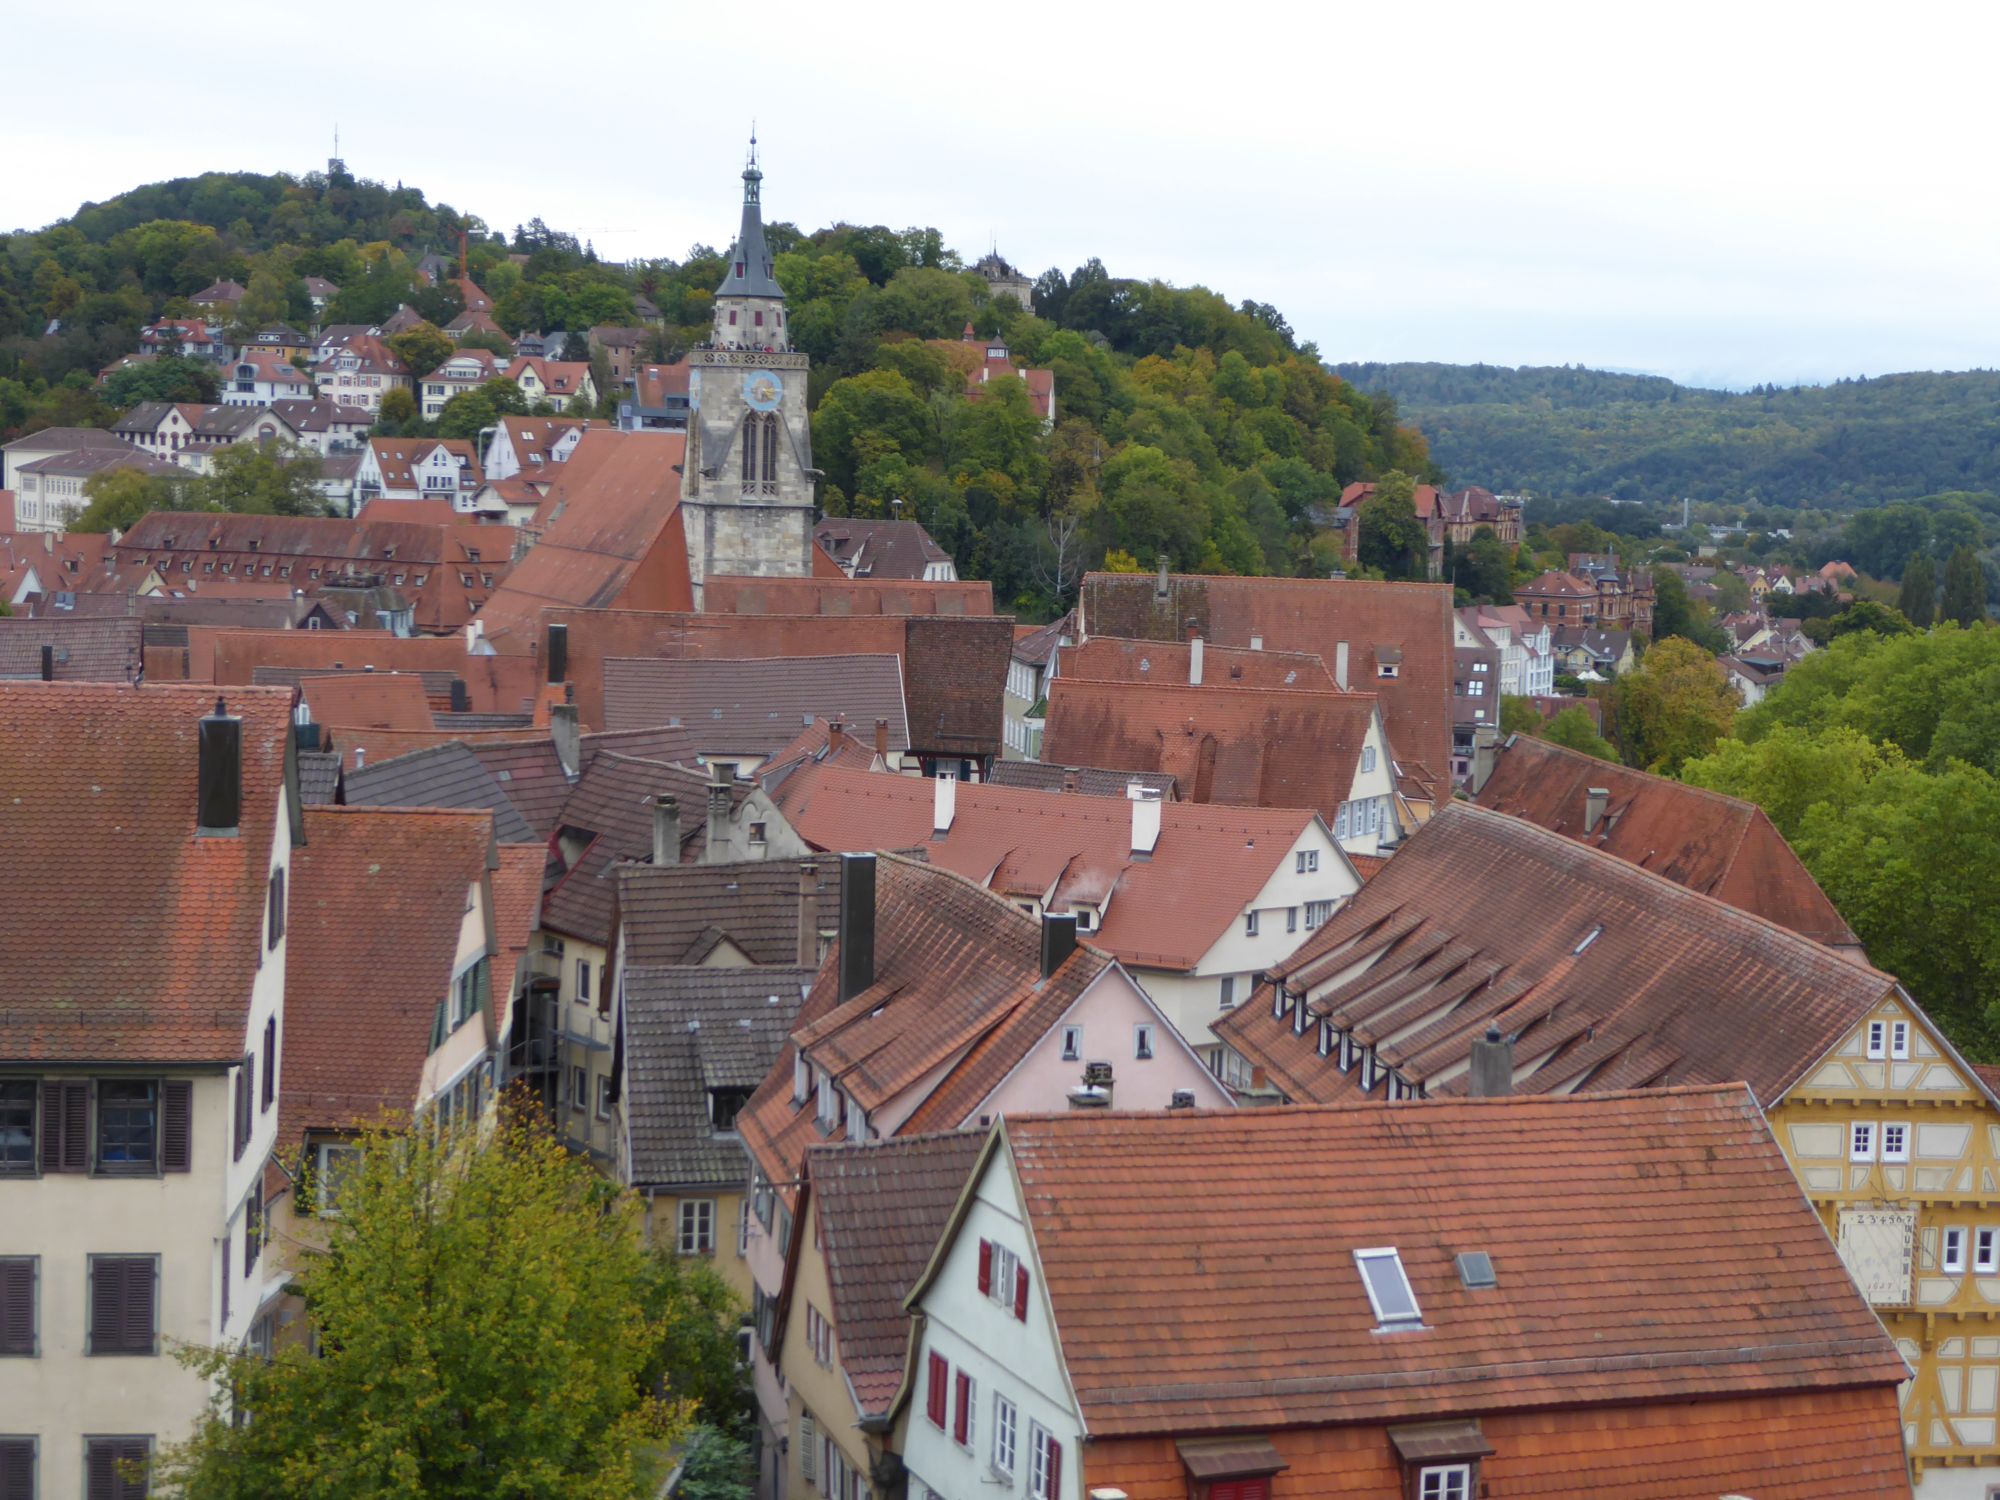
[743,371,784,412]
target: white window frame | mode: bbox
[1060,1026,1082,1062]
[678,1198,716,1256]
[1028,1423,1054,1500]
[1881,1122,1909,1163]
[1978,1227,1998,1275]
[1418,1464,1473,1500]
[989,1242,1021,1309]
[1353,1246,1422,1326]
[1361,745,1377,773]
[1133,1024,1155,1061]
[957,1370,977,1452]
[991,1391,1018,1477]
[1866,1021,1886,1060]
[1219,975,1236,1010]
[1849,1121,1876,1163]
[594,1075,612,1122]
[1244,909,1259,937]
[1891,1020,1911,1060]
[800,1411,818,1486]
[1944,1226,1967,1274]
[314,1141,363,1217]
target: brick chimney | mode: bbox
[827,718,845,757]
[874,716,889,760]
[797,861,820,968]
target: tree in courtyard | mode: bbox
[1356,471,1430,581]
[158,1117,688,1499]
[1609,635,1738,774]
[387,323,456,381]
[71,466,191,533]
[1542,705,1618,761]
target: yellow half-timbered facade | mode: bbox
[1772,989,2000,1492]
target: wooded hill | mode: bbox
[1336,360,2000,509]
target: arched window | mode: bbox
[741,417,756,483]
[761,413,779,486]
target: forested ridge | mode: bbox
[1,168,1440,615]
[1336,360,2000,509]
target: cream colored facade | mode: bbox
[783,1214,879,1500]
[5,786,292,1498]
[1771,991,2000,1490]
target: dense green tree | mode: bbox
[103,355,218,407]
[1451,527,1514,602]
[1711,570,1752,614]
[72,465,190,532]
[1355,472,1429,580]
[375,385,421,433]
[202,440,327,516]
[387,322,455,380]
[1610,636,1737,773]
[1649,568,1728,653]
[436,377,528,440]
[1542,705,1618,760]
[810,369,932,496]
[1814,599,1916,641]
[676,1427,754,1500]
[1680,724,1901,842]
[1899,552,1938,627]
[158,1119,683,1498]
[1943,545,1987,625]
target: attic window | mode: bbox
[1378,664,1399,679]
[1455,1252,1497,1290]
[1572,924,1604,955]
[1354,1247,1422,1327]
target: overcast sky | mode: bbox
[10,1,1997,389]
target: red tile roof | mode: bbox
[366,437,481,493]
[699,575,994,616]
[778,764,1324,971]
[1061,635,1334,690]
[989,1086,1908,1437]
[1213,802,1896,1105]
[489,843,546,1044]
[1041,677,1378,822]
[297,672,436,732]
[1474,735,1859,949]
[1080,572,1454,781]
[0,683,294,1062]
[279,804,493,1144]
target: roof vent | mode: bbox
[1572,923,1604,956]
[1456,1251,1497,1290]
[1168,1090,1196,1110]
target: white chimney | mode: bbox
[1131,787,1163,857]
[1334,641,1350,690]
[1189,636,1204,686]
[933,773,957,836]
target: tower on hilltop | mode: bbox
[681,136,815,608]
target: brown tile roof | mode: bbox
[1516,569,1599,599]
[279,805,494,1145]
[472,431,691,648]
[298,672,436,732]
[602,653,910,752]
[737,855,1116,1197]
[0,616,143,681]
[506,357,592,398]
[632,362,691,405]
[992,1085,1908,1438]
[1474,735,1859,949]
[1213,802,1895,1105]
[758,716,893,795]
[465,736,572,835]
[366,437,481,493]
[497,415,595,468]
[0,683,294,1063]
[801,1131,986,1417]
[699,575,995,616]
[810,519,954,580]
[617,857,838,967]
[490,843,546,1041]
[984,762,1177,799]
[1079,572,1454,779]
[1041,678,1378,823]
[1010,612,1071,667]
[342,739,539,844]
[523,609,1011,759]
[779,765,1322,972]
[1061,636,1335,689]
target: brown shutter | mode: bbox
[89,1256,154,1355]
[129,1258,155,1355]
[0,1258,33,1355]
[233,1057,251,1160]
[85,1439,116,1500]
[261,1016,277,1110]
[0,1437,34,1500]
[161,1081,192,1172]
[41,1081,88,1173]
[119,1438,150,1500]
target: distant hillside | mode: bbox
[1334,361,2000,508]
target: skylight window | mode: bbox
[1354,1247,1422,1326]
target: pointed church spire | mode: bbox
[716,133,783,300]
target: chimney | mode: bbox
[1168,1090,1197,1110]
[874,716,889,759]
[1470,731,1499,794]
[1584,786,1610,834]
[39,644,53,682]
[1188,635,1204,687]
[449,679,469,713]
[1468,1025,1514,1098]
[705,767,731,862]
[1130,787,1163,859]
[1062,767,1081,794]
[197,696,242,836]
[550,704,580,778]
[1154,556,1169,600]
[545,621,568,685]
[1040,913,1078,978]
[836,853,876,1002]
[827,718,845,756]
[1334,641,1350,691]
[1069,1060,1114,1110]
[652,794,681,865]
[796,861,820,968]
[932,773,956,838]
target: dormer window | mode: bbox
[1354,1246,1422,1326]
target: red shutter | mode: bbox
[977,1238,993,1295]
[0,1438,34,1500]
[953,1369,970,1444]
[0,1259,32,1355]
[926,1351,948,1428]
[1046,1437,1062,1499]
[161,1081,192,1172]
[1014,1263,1029,1321]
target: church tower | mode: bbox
[681,138,815,608]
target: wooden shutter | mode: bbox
[86,1439,117,1500]
[0,1258,33,1355]
[233,1056,252,1160]
[1045,1436,1061,1500]
[245,1182,263,1276]
[926,1351,948,1427]
[1014,1262,1029,1321]
[42,1081,88,1173]
[977,1237,993,1295]
[220,1229,231,1330]
[90,1256,154,1356]
[161,1081,192,1172]
[0,1438,33,1500]
[261,1016,276,1110]
[953,1369,970,1444]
